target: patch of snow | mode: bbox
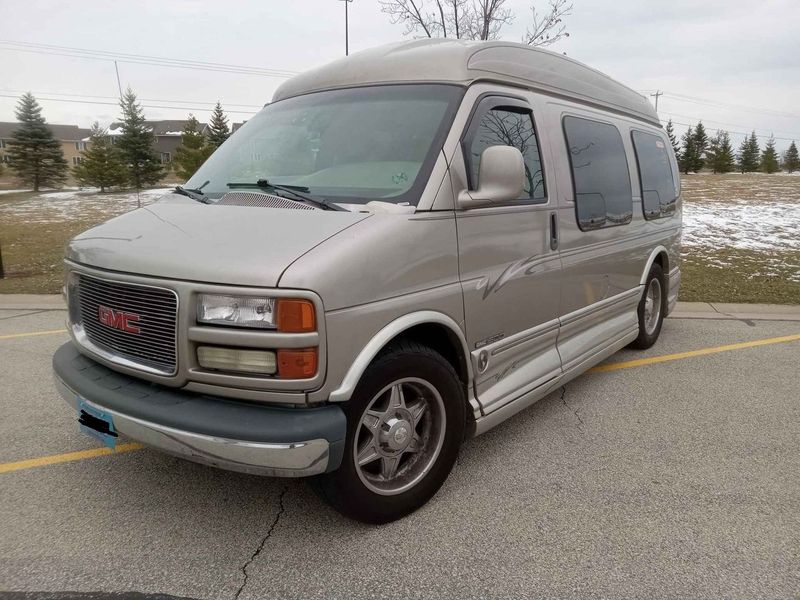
[0,188,173,224]
[682,200,800,251]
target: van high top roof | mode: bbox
[273,39,660,126]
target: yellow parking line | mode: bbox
[2,332,799,475]
[590,332,800,373]
[0,443,144,474]
[0,329,67,341]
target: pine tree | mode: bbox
[207,102,230,148]
[707,130,735,174]
[116,87,163,189]
[679,126,695,174]
[761,135,780,174]
[737,131,760,173]
[174,114,214,180]
[665,119,680,159]
[6,92,68,191]
[691,121,708,172]
[72,122,127,192]
[784,141,800,173]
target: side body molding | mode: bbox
[327,311,474,404]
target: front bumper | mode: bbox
[53,343,346,477]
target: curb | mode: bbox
[670,302,800,322]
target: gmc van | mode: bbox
[53,39,681,524]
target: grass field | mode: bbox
[0,174,798,303]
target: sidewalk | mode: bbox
[1,294,799,321]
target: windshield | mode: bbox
[187,84,464,205]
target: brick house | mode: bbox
[0,122,92,168]
[106,120,200,166]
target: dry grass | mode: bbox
[679,173,800,304]
[0,174,798,304]
[0,188,166,294]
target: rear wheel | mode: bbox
[313,341,465,524]
[630,263,665,349]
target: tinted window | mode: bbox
[467,106,546,202]
[563,116,632,229]
[631,130,677,219]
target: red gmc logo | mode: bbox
[97,305,141,334]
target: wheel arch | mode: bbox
[640,245,670,285]
[327,311,473,404]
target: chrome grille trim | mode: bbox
[74,274,179,375]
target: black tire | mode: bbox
[629,263,665,350]
[312,341,465,524]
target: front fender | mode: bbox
[327,311,473,403]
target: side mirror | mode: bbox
[457,145,525,209]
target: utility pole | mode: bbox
[339,0,354,56]
[114,60,123,98]
[650,90,663,112]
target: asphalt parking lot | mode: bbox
[1,303,798,599]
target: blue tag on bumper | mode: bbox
[77,398,118,449]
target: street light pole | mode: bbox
[339,0,354,56]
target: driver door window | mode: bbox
[464,101,546,203]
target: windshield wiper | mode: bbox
[227,179,344,211]
[174,182,211,204]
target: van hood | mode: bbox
[66,195,370,287]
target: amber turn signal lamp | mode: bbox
[277,348,318,379]
[276,299,316,333]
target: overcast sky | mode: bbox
[1,0,798,151]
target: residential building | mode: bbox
[0,122,91,167]
[108,120,209,166]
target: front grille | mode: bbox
[76,274,178,374]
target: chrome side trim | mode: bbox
[559,286,641,327]
[187,327,319,349]
[639,245,669,285]
[328,310,473,404]
[54,376,330,477]
[473,328,638,436]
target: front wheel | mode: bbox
[630,263,665,349]
[313,341,465,524]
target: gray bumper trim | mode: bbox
[53,343,346,477]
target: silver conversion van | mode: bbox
[53,39,681,523]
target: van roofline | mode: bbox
[272,39,660,127]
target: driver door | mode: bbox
[453,94,562,415]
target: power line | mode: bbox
[0,88,264,109]
[660,110,800,140]
[662,92,800,120]
[660,118,797,143]
[0,40,299,78]
[638,89,800,120]
[0,93,258,116]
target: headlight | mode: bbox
[197,294,276,329]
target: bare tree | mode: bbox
[379,0,572,46]
[523,0,571,46]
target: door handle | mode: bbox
[550,212,559,251]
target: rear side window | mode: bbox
[563,116,632,230]
[465,101,546,203]
[631,130,677,219]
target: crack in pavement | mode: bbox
[233,485,288,600]
[0,309,48,321]
[560,385,585,434]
